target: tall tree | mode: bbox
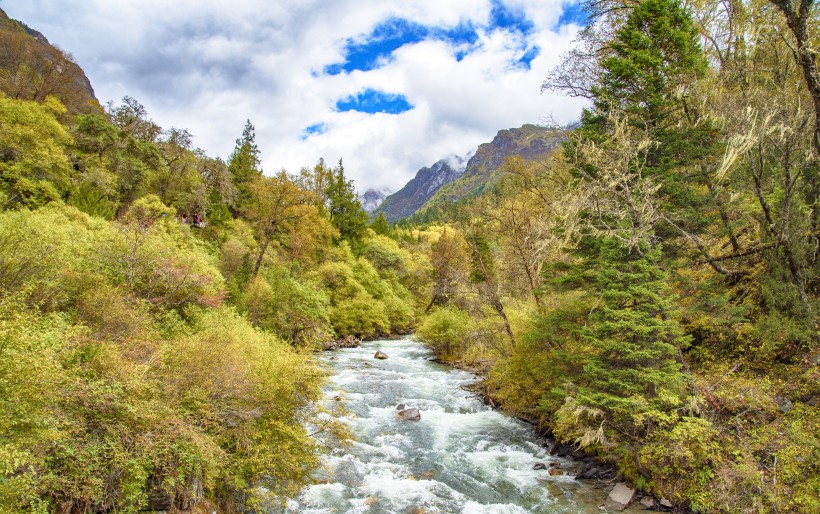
[554,238,692,475]
[325,159,368,251]
[228,119,261,212]
[592,0,707,127]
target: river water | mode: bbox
[287,338,610,513]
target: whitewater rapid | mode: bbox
[287,338,609,513]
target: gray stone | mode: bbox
[775,395,793,413]
[660,498,673,508]
[398,407,421,421]
[580,467,600,479]
[606,483,637,511]
[396,403,406,410]
[533,462,548,470]
[640,496,655,509]
[374,351,388,359]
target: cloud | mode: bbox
[2,0,589,193]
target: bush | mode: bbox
[161,308,325,507]
[415,306,471,358]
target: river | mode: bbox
[286,337,613,513]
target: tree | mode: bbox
[106,96,162,142]
[298,157,334,211]
[553,238,692,478]
[369,212,392,237]
[592,0,707,127]
[427,226,470,312]
[228,119,261,211]
[460,210,516,349]
[325,159,368,250]
[153,127,200,208]
[244,171,317,276]
[196,152,236,226]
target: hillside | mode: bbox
[415,124,564,217]
[374,157,466,222]
[0,8,101,115]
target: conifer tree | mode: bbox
[588,0,707,130]
[325,159,368,251]
[369,212,391,236]
[227,119,261,211]
[569,239,692,440]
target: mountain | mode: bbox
[415,124,564,217]
[361,188,391,213]
[0,8,101,115]
[374,155,468,222]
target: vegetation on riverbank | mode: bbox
[0,90,429,511]
[412,1,819,512]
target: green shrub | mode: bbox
[415,306,471,358]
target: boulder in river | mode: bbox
[374,350,388,359]
[606,483,636,511]
[533,462,548,470]
[398,407,421,421]
[396,403,406,410]
[640,496,655,509]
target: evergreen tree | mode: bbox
[581,240,690,424]
[553,238,693,484]
[591,0,707,129]
[227,119,261,211]
[325,159,368,251]
[369,212,392,237]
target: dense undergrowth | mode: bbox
[0,89,431,511]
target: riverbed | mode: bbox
[287,338,613,513]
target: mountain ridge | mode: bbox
[377,124,564,222]
[374,156,467,222]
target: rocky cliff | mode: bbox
[374,156,467,222]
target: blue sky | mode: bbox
[3,0,589,193]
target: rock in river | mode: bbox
[374,350,388,359]
[398,407,421,421]
[606,482,636,511]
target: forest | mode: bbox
[0,0,818,513]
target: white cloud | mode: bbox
[2,0,588,193]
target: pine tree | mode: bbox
[553,238,693,479]
[325,159,368,251]
[580,239,691,430]
[592,0,707,129]
[369,212,391,236]
[227,119,261,211]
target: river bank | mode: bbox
[416,350,681,513]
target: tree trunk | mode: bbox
[252,237,269,277]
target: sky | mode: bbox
[2,0,589,194]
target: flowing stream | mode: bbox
[287,338,611,513]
